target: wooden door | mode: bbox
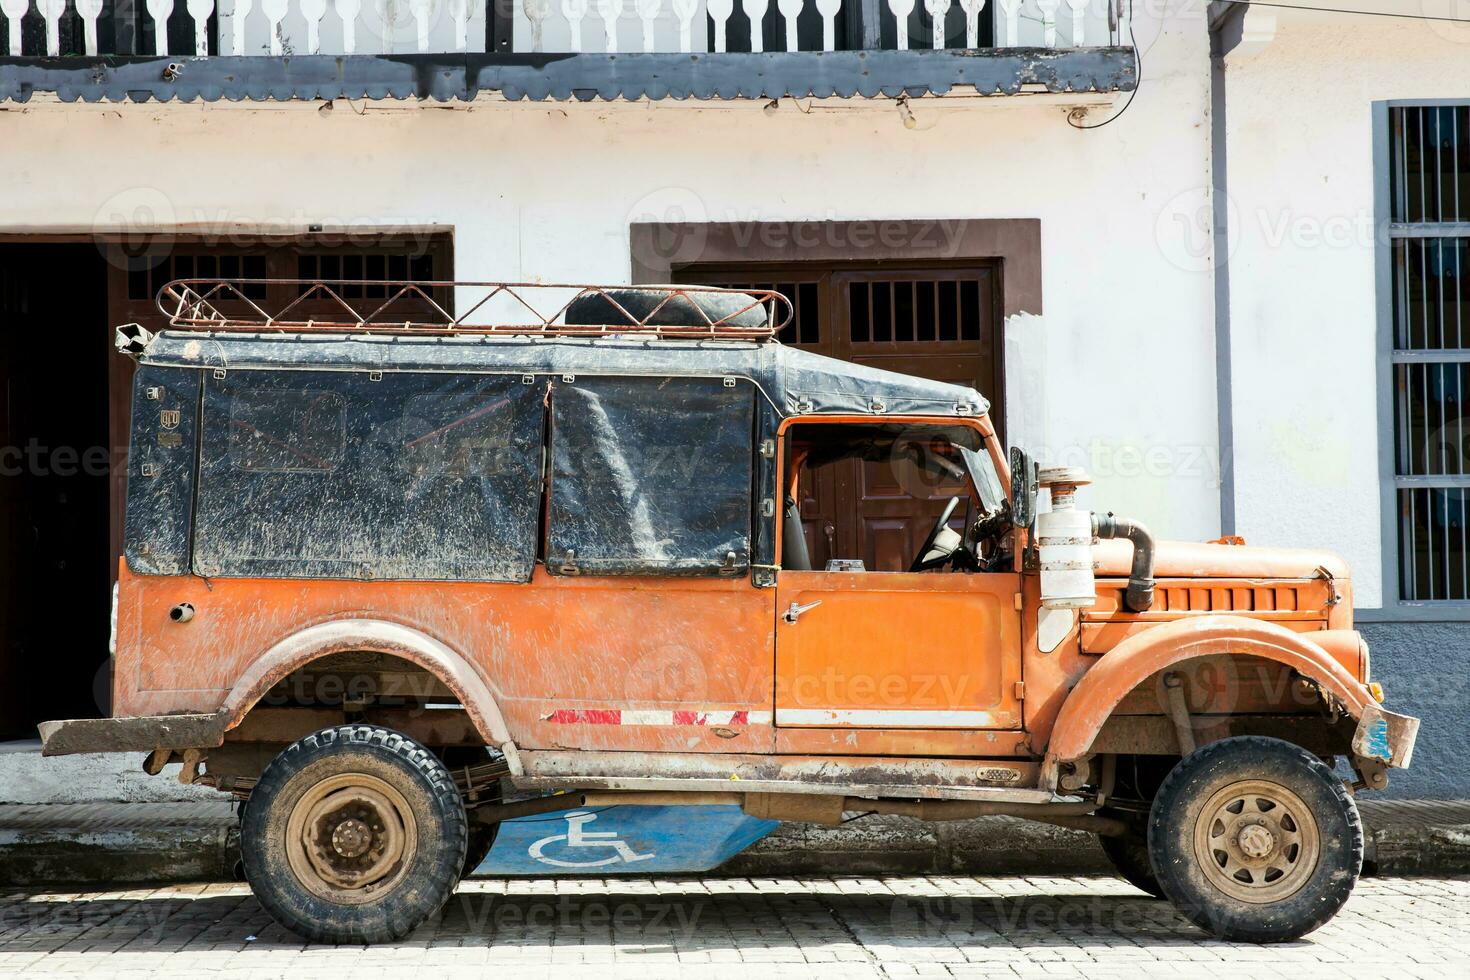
[681,264,1002,571]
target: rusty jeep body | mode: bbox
[39,280,1418,945]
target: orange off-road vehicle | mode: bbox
[41,280,1417,945]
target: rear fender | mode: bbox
[220,618,523,775]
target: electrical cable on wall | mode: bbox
[1217,0,1470,24]
[1069,0,1139,131]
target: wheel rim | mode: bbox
[285,772,418,905]
[1192,778,1320,904]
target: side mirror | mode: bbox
[1009,446,1038,530]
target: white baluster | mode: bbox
[707,0,731,52]
[379,0,409,52]
[671,0,696,51]
[299,0,326,50]
[776,0,799,51]
[596,0,621,52]
[741,0,766,51]
[187,0,215,53]
[261,0,286,53]
[1065,0,1084,44]
[410,0,430,50]
[229,0,254,54]
[562,0,588,52]
[335,0,358,52]
[814,0,837,51]
[996,0,1018,46]
[1037,0,1058,47]
[924,0,949,49]
[146,0,174,54]
[634,0,658,51]
[1118,0,1130,42]
[448,0,469,49]
[0,0,27,57]
[957,0,983,47]
[524,0,547,50]
[887,0,913,50]
[958,0,981,47]
[38,0,64,55]
[76,0,104,54]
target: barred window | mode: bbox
[1390,105,1470,600]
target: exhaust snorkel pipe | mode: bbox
[1093,513,1155,612]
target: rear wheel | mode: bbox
[241,725,467,944]
[439,746,502,877]
[1148,736,1361,943]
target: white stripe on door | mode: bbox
[775,708,999,728]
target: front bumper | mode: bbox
[1351,702,1419,769]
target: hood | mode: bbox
[1094,539,1348,581]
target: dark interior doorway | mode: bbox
[0,244,113,738]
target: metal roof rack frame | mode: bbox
[155,279,792,340]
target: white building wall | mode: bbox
[0,2,1218,541]
[1222,11,1470,607]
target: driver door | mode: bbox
[773,569,1023,736]
[772,418,1024,753]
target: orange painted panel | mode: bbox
[773,569,1022,730]
[115,564,777,754]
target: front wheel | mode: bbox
[1148,736,1362,943]
[1097,811,1165,899]
[241,725,468,944]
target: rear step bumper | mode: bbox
[37,713,226,756]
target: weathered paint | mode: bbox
[1038,615,1397,789]
[113,563,779,759]
[0,49,1139,105]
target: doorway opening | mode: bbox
[0,244,113,737]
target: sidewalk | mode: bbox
[1,797,1467,886]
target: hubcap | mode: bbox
[1192,779,1321,904]
[285,773,418,905]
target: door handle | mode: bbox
[783,600,822,624]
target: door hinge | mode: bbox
[1013,592,1024,611]
[1014,681,1026,701]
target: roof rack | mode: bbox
[155,279,791,340]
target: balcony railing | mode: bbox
[0,0,1127,57]
[0,0,1134,103]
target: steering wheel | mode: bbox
[908,496,961,573]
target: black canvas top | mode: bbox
[137,331,990,420]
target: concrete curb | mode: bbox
[0,798,1466,886]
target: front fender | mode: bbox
[1040,615,1417,790]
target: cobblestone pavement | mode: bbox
[0,876,1465,979]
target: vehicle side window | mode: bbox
[192,370,544,582]
[547,377,753,576]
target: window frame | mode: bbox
[1373,99,1470,621]
[189,367,547,584]
[543,374,760,579]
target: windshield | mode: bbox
[962,446,1006,515]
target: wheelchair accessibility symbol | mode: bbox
[528,811,656,869]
